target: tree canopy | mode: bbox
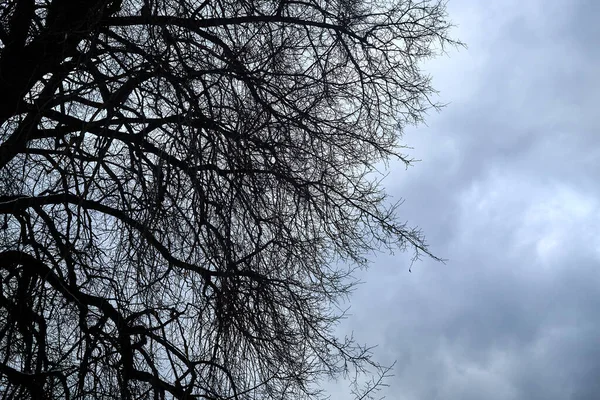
[0,0,457,398]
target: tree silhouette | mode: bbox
[0,0,457,398]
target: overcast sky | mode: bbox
[337,1,600,399]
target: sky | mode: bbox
[337,0,600,399]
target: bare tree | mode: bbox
[0,0,458,398]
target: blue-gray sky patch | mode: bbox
[337,1,600,399]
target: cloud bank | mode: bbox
[339,1,600,399]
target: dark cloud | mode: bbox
[335,0,600,399]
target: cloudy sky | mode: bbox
[338,1,600,399]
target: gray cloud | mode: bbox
[336,0,600,399]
